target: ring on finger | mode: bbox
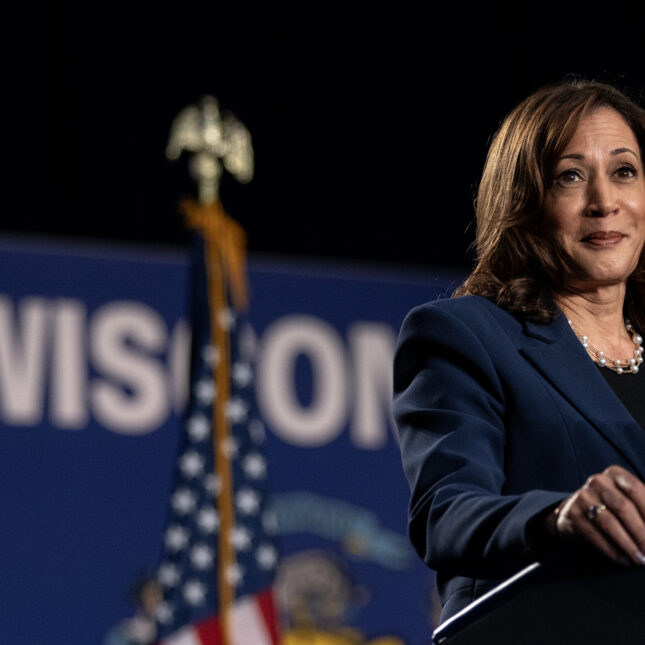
[586,504,608,521]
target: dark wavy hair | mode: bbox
[455,78,645,330]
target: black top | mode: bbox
[599,367,645,431]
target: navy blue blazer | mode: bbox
[393,295,645,623]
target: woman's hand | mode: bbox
[550,465,645,566]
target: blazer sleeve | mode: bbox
[393,301,567,580]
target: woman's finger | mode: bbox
[608,466,645,523]
[557,494,625,564]
[583,500,645,566]
[597,487,645,558]
[555,467,645,565]
[578,515,630,566]
[557,488,645,566]
[584,470,645,558]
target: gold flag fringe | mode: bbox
[182,199,249,313]
[182,198,249,645]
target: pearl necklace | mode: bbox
[569,319,644,374]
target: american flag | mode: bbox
[154,202,281,645]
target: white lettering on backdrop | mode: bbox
[0,296,397,448]
[90,302,171,434]
[256,315,349,447]
[0,295,51,425]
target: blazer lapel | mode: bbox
[519,313,645,480]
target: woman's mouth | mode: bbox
[580,231,626,246]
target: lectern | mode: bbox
[432,548,645,645]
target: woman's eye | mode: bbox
[556,169,581,183]
[615,164,637,179]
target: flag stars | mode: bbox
[236,487,261,516]
[225,563,245,587]
[180,451,205,478]
[158,562,181,588]
[232,361,253,387]
[201,344,220,367]
[165,525,190,552]
[255,543,278,570]
[183,579,207,606]
[159,298,277,634]
[226,397,249,424]
[204,473,221,497]
[187,414,210,441]
[172,488,197,515]
[238,323,258,360]
[230,525,253,552]
[217,307,236,331]
[197,507,220,534]
[242,452,267,479]
[221,436,240,459]
[194,378,216,405]
[190,543,214,570]
[155,601,174,624]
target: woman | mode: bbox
[393,78,645,624]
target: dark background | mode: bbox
[5,4,645,272]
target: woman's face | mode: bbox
[543,106,645,291]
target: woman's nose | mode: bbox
[584,174,619,217]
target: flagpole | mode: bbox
[179,197,249,645]
[167,96,254,645]
[207,208,236,645]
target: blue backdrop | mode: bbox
[0,236,463,645]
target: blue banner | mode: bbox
[0,236,462,645]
